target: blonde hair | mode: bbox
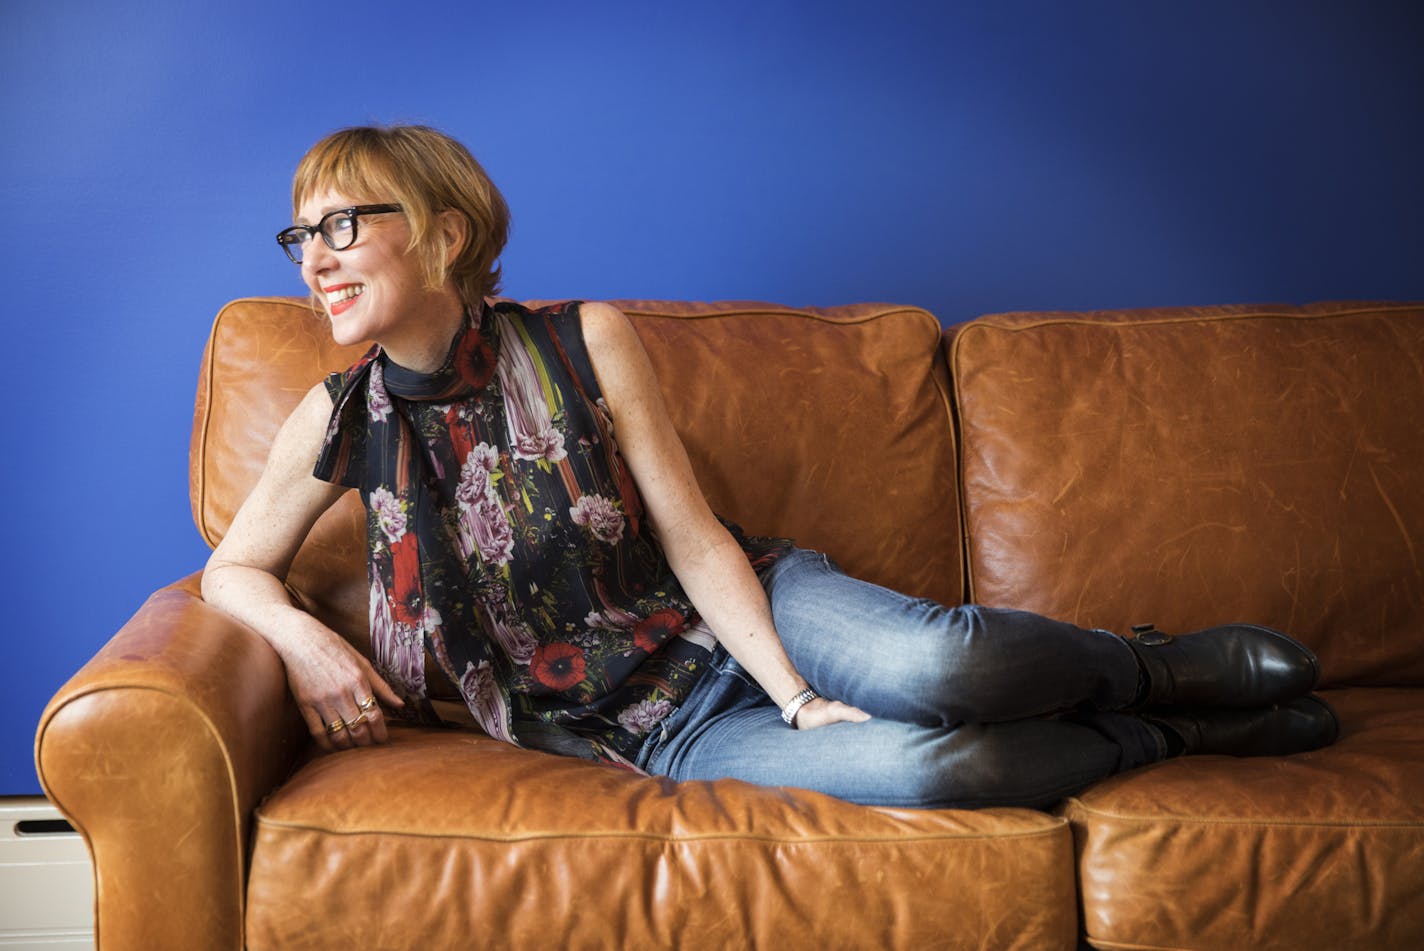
[292,125,510,307]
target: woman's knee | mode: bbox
[901,605,1029,722]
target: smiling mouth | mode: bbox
[326,284,365,314]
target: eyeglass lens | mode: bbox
[278,210,359,263]
[321,211,358,250]
[278,205,401,263]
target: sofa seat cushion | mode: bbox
[1060,687,1424,950]
[247,726,1077,951]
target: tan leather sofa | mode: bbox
[36,298,1424,950]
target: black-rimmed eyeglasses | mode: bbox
[275,204,403,264]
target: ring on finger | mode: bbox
[344,713,368,730]
[325,718,347,735]
[357,695,378,712]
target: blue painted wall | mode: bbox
[3,0,1421,794]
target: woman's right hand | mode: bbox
[274,613,406,752]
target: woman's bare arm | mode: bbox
[202,382,404,751]
[580,302,868,730]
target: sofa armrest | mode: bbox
[35,573,307,951]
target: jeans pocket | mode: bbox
[636,646,728,769]
[637,646,767,772]
[636,704,684,770]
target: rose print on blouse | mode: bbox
[455,441,515,566]
[617,698,674,736]
[370,487,407,544]
[367,361,394,422]
[455,444,500,504]
[470,498,515,566]
[481,600,538,664]
[569,493,625,545]
[459,660,513,744]
[495,312,567,463]
[585,575,640,631]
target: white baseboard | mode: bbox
[0,798,93,951]
[0,932,93,949]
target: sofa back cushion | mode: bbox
[193,298,963,660]
[949,302,1424,687]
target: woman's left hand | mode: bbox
[794,698,872,730]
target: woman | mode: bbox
[203,125,1336,809]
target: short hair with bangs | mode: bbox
[292,125,510,308]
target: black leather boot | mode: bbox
[1146,695,1339,758]
[1127,623,1319,708]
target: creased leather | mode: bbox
[1062,688,1424,951]
[35,575,306,950]
[950,302,1424,686]
[248,728,1077,951]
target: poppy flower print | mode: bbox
[455,323,497,390]
[531,642,587,691]
[389,532,423,626]
[633,608,686,654]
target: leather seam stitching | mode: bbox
[249,818,1070,844]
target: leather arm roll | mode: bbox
[35,573,306,951]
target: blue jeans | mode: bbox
[637,549,1166,809]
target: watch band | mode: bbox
[781,687,820,727]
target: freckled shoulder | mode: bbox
[576,301,654,405]
[206,379,344,579]
[577,300,636,353]
[267,381,339,479]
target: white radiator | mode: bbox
[0,798,93,950]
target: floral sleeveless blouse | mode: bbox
[314,300,791,767]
